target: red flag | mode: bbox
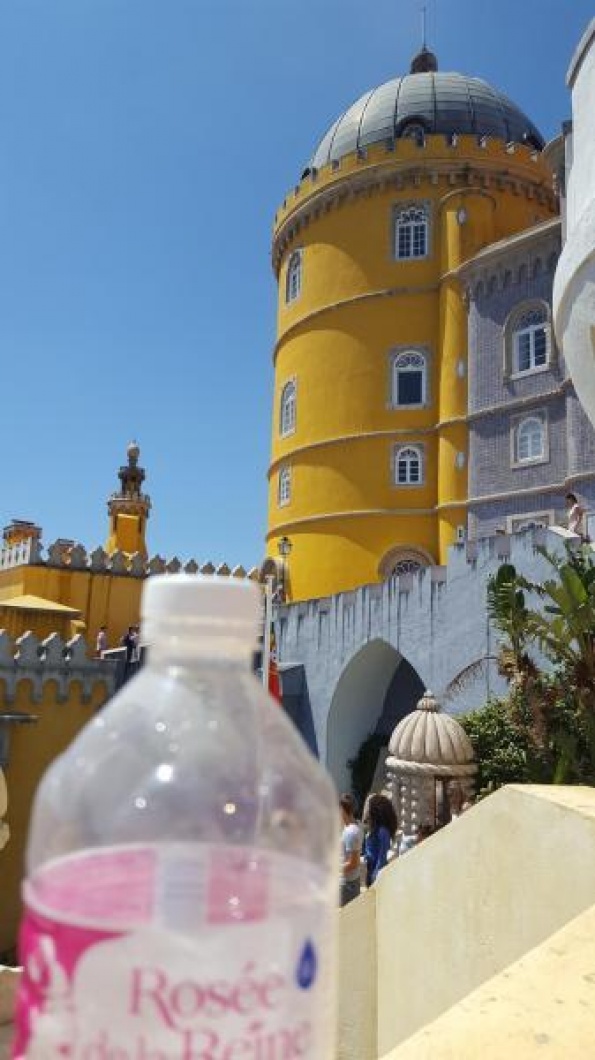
[268,657,282,703]
[268,626,283,704]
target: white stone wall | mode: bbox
[277,528,574,792]
[554,19,595,427]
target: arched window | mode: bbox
[516,416,545,463]
[392,350,427,407]
[401,122,426,146]
[394,204,429,260]
[504,301,551,379]
[285,250,302,304]
[395,446,423,485]
[278,465,291,506]
[279,380,296,436]
[392,557,423,576]
[513,306,549,374]
[378,546,433,580]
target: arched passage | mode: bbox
[326,639,425,795]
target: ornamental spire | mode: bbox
[106,442,151,557]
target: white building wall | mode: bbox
[277,529,572,792]
[554,19,595,427]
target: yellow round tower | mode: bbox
[266,48,556,601]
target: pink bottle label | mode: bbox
[14,845,333,1059]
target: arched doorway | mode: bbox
[326,639,425,797]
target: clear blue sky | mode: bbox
[0,0,592,567]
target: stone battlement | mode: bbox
[0,630,115,706]
[275,525,580,782]
[273,133,555,268]
[0,538,260,580]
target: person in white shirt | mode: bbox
[566,493,587,538]
[96,626,108,657]
[339,793,363,907]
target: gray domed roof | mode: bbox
[310,55,544,170]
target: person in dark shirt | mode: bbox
[364,794,398,886]
[120,626,138,665]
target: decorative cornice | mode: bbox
[467,380,570,422]
[468,469,595,508]
[266,508,437,537]
[273,161,557,274]
[268,469,595,534]
[268,418,467,476]
[274,284,440,360]
[457,217,561,279]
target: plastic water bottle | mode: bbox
[13,575,339,1059]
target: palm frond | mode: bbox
[444,655,498,701]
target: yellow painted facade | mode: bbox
[0,559,143,654]
[0,674,107,954]
[0,443,150,653]
[0,444,152,953]
[267,123,556,600]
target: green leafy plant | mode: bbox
[460,698,536,796]
[456,544,595,791]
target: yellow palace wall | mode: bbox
[0,565,142,653]
[0,675,108,954]
[267,136,556,600]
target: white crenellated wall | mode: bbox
[276,527,580,791]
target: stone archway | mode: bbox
[326,639,425,795]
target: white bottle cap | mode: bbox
[141,573,262,643]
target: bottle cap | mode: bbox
[141,574,262,642]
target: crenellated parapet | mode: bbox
[274,525,580,782]
[0,540,261,581]
[0,538,44,570]
[0,629,117,705]
[273,134,556,272]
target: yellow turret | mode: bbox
[106,442,151,557]
[266,50,556,601]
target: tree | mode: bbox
[458,544,595,791]
[460,698,535,796]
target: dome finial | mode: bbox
[410,45,438,74]
[411,5,438,74]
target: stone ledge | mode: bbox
[383,900,595,1059]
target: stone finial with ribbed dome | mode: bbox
[385,689,477,833]
[389,688,475,767]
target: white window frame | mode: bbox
[506,510,555,534]
[504,301,552,379]
[391,349,428,408]
[279,379,297,437]
[394,445,424,487]
[285,249,303,304]
[393,203,430,261]
[512,413,548,467]
[278,465,292,507]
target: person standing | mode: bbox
[96,626,108,658]
[339,794,363,907]
[566,493,587,538]
[364,794,397,886]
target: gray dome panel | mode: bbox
[310,71,544,169]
